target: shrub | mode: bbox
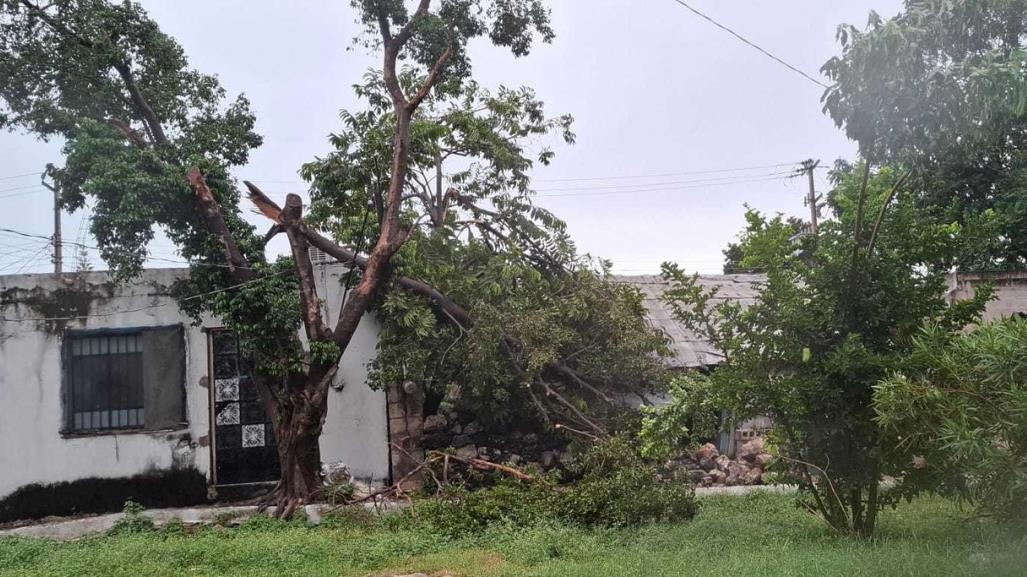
[108,501,155,535]
[557,437,699,527]
[875,320,1027,519]
[412,481,552,537]
[410,438,698,536]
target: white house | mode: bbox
[0,263,390,521]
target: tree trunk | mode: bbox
[259,382,330,519]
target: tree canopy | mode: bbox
[822,0,1027,269]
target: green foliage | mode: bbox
[658,163,991,536]
[823,0,1027,270]
[722,209,805,274]
[875,319,1027,518]
[323,479,357,506]
[638,373,721,459]
[301,62,664,431]
[411,438,697,536]
[555,437,698,528]
[350,0,553,95]
[410,481,553,537]
[108,501,155,535]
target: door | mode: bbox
[209,330,280,486]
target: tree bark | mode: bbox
[262,385,328,518]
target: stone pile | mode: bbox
[681,438,774,487]
[420,413,566,472]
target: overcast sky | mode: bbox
[0,0,904,276]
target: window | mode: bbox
[63,326,186,434]
[67,332,145,431]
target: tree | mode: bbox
[301,70,669,436]
[875,319,1027,519]
[658,162,991,537]
[0,0,556,516]
[822,0,1027,270]
[722,208,804,274]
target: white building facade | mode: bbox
[0,265,389,520]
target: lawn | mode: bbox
[1,492,1024,577]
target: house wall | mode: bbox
[948,271,1027,321]
[0,267,387,502]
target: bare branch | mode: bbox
[188,168,251,280]
[280,194,331,342]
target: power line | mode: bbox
[668,0,829,89]
[536,174,794,198]
[534,170,797,193]
[0,171,43,182]
[536,162,800,183]
[0,183,45,194]
[0,189,46,200]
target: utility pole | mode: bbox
[41,165,62,274]
[801,159,821,238]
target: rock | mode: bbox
[321,461,351,484]
[463,421,483,436]
[303,504,322,526]
[449,422,463,435]
[755,453,774,467]
[479,447,502,461]
[743,467,763,485]
[507,453,523,466]
[686,468,706,483]
[709,469,727,484]
[699,475,714,488]
[736,437,766,462]
[714,454,731,472]
[451,434,472,447]
[523,433,539,445]
[698,456,716,471]
[423,414,447,434]
[455,445,478,460]
[540,450,558,469]
[725,462,750,486]
[696,442,719,461]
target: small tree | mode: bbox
[875,319,1027,519]
[658,163,990,537]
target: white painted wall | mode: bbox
[0,266,387,500]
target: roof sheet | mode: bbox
[614,274,766,368]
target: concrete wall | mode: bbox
[948,271,1027,321]
[0,266,387,500]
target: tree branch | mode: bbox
[866,170,911,257]
[280,194,331,342]
[408,38,454,111]
[188,168,251,281]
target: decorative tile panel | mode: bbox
[216,402,240,425]
[215,378,240,402]
[242,424,266,448]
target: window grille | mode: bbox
[66,332,145,431]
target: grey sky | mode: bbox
[0,0,903,275]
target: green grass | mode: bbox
[1,493,1024,577]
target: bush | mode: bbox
[108,501,155,535]
[875,320,1027,519]
[412,481,553,537]
[410,438,698,536]
[557,437,699,527]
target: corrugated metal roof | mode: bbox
[614,274,766,368]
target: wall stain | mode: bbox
[0,276,115,334]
